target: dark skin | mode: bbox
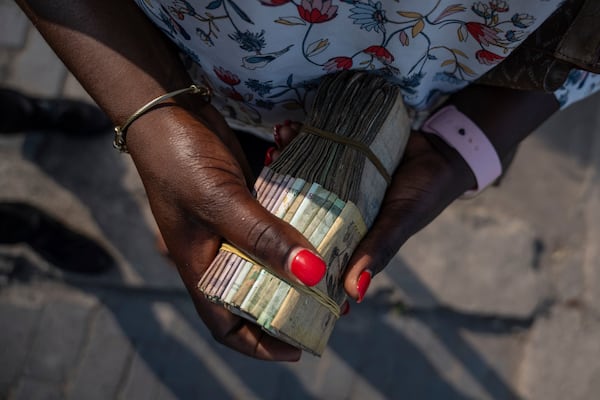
[276,84,559,298]
[17,0,559,361]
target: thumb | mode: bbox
[216,182,327,288]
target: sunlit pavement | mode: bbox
[2,2,600,399]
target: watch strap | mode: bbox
[421,105,502,197]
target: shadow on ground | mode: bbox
[0,127,536,399]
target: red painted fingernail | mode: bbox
[273,124,282,148]
[290,249,326,287]
[340,300,350,316]
[264,146,275,166]
[283,119,292,127]
[356,270,372,303]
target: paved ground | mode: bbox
[1,2,600,399]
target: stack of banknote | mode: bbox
[198,71,411,355]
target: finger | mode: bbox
[343,134,473,301]
[271,120,302,163]
[275,120,302,149]
[223,320,302,361]
[158,215,302,361]
[264,146,276,166]
[182,257,302,361]
[194,295,301,361]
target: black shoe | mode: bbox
[0,88,111,135]
[0,202,114,274]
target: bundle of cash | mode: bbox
[198,71,411,355]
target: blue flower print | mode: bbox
[157,4,191,40]
[511,13,534,28]
[229,30,267,52]
[349,1,387,33]
[504,30,525,42]
[401,72,424,88]
[565,69,584,86]
[398,72,424,95]
[245,79,274,96]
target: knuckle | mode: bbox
[370,243,398,275]
[246,220,285,264]
[210,329,228,345]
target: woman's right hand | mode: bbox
[126,104,326,361]
[15,0,327,361]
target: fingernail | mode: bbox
[340,300,350,316]
[273,124,282,148]
[289,249,326,287]
[264,146,275,166]
[283,119,292,127]
[356,270,372,303]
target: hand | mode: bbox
[276,80,561,303]
[273,122,476,303]
[127,106,327,361]
[341,132,476,301]
[15,0,327,361]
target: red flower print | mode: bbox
[489,0,508,13]
[260,0,292,5]
[363,45,394,64]
[214,66,240,86]
[465,22,501,46]
[297,0,338,23]
[324,56,353,72]
[476,49,504,65]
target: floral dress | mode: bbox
[135,0,600,139]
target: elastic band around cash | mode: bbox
[302,125,392,185]
[219,242,342,318]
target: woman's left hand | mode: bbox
[340,131,475,301]
[273,122,476,302]
[274,83,560,303]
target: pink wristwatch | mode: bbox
[421,105,502,197]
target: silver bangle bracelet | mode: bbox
[113,84,211,153]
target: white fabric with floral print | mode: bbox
[135,0,600,139]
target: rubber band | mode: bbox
[302,125,392,185]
